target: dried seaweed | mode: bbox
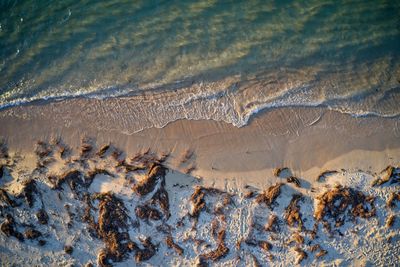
[19,179,37,207]
[273,167,291,178]
[0,140,8,159]
[135,237,157,262]
[132,164,166,196]
[200,229,229,262]
[255,183,283,208]
[315,185,375,231]
[190,186,206,218]
[287,176,301,187]
[264,214,279,232]
[317,170,338,182]
[36,209,49,225]
[386,214,395,228]
[0,188,16,207]
[371,166,400,186]
[165,235,184,255]
[97,144,111,158]
[387,192,400,208]
[258,240,272,251]
[1,214,23,241]
[284,194,303,228]
[135,204,162,221]
[294,247,307,264]
[150,186,170,218]
[35,141,52,158]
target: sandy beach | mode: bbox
[0,98,399,266]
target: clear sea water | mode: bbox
[1,0,399,129]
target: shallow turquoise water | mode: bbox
[0,0,399,120]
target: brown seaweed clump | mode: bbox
[387,192,400,208]
[34,141,52,158]
[19,179,37,207]
[200,229,229,262]
[310,244,327,259]
[386,214,395,228]
[273,167,291,178]
[24,228,42,239]
[0,140,9,159]
[165,235,184,256]
[371,166,400,186]
[316,170,338,182]
[97,144,111,158]
[294,247,308,264]
[1,214,24,241]
[150,186,170,218]
[135,237,157,262]
[255,183,283,208]
[93,192,138,266]
[0,188,16,207]
[132,164,167,196]
[264,214,279,232]
[189,186,206,219]
[314,185,375,231]
[36,209,49,225]
[135,204,162,221]
[284,194,304,229]
[287,176,301,187]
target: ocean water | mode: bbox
[1,0,399,129]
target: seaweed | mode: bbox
[387,192,400,208]
[273,167,291,178]
[371,166,400,186]
[35,141,52,158]
[190,186,206,218]
[284,194,303,228]
[294,247,307,264]
[36,209,49,225]
[150,186,170,218]
[0,188,16,207]
[165,235,184,256]
[258,240,272,252]
[97,144,111,158]
[132,164,167,196]
[1,214,24,241]
[317,170,338,182]
[19,179,37,207]
[0,140,9,159]
[255,183,283,208]
[135,237,157,262]
[135,204,162,221]
[200,229,229,262]
[386,214,395,228]
[80,138,94,158]
[287,176,301,187]
[264,214,279,232]
[315,185,375,231]
[64,245,73,254]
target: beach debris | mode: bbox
[18,179,37,207]
[0,188,17,207]
[310,244,328,259]
[371,166,400,186]
[386,214,395,228]
[315,185,375,231]
[36,209,49,225]
[273,167,291,178]
[200,229,229,262]
[293,247,307,264]
[317,170,338,182]
[258,240,272,252]
[97,144,111,158]
[386,192,400,208]
[1,214,24,241]
[135,237,157,262]
[35,140,52,159]
[165,235,184,256]
[244,190,256,199]
[132,164,167,196]
[264,214,279,232]
[0,140,9,158]
[284,194,304,228]
[255,183,283,208]
[288,232,304,245]
[287,176,301,187]
[0,165,4,178]
[150,186,170,218]
[80,137,94,158]
[64,245,73,255]
[135,204,162,221]
[93,192,137,265]
[190,186,206,218]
